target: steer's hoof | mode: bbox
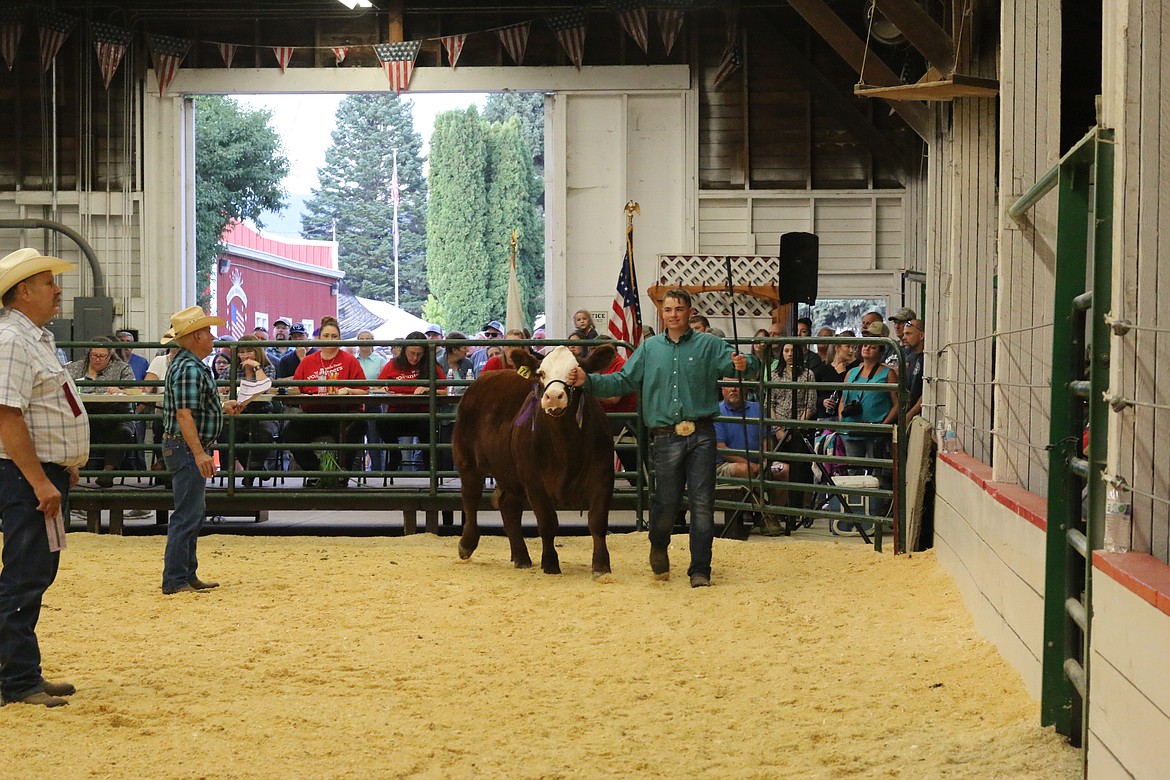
[592,571,615,584]
[457,542,474,560]
[513,560,532,569]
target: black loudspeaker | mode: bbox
[778,232,819,305]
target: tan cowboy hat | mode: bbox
[0,248,76,298]
[159,327,176,345]
[169,306,225,340]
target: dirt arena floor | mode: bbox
[5,532,1079,779]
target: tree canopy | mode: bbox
[423,107,491,331]
[424,109,545,333]
[485,118,543,324]
[300,95,428,314]
[482,92,545,180]
[194,96,288,308]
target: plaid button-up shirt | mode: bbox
[0,308,90,467]
[163,347,222,447]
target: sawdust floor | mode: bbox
[5,532,1079,779]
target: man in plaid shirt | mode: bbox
[160,306,241,595]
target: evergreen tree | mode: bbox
[300,95,428,314]
[485,118,543,324]
[424,107,491,332]
[195,96,288,308]
[482,92,545,179]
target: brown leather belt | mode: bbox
[650,418,714,436]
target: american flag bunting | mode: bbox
[0,6,23,73]
[373,40,421,93]
[610,1,648,54]
[332,47,349,64]
[146,34,191,97]
[495,22,529,66]
[272,46,294,72]
[608,224,643,356]
[440,33,466,69]
[712,6,741,89]
[218,43,237,68]
[37,8,75,73]
[92,22,131,89]
[546,8,588,71]
[657,8,686,56]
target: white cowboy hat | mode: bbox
[0,248,75,298]
[169,306,226,340]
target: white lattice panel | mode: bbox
[657,255,779,318]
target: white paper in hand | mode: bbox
[237,378,272,405]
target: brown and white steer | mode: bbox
[453,344,616,577]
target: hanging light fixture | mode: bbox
[337,0,374,9]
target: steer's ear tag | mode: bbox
[516,366,532,379]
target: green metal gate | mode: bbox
[1009,127,1113,751]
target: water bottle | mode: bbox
[943,420,960,453]
[936,419,947,449]
[1104,485,1132,553]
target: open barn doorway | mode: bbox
[148,66,693,343]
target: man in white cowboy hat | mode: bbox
[159,305,240,595]
[0,248,90,707]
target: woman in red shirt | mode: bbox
[283,316,368,485]
[376,331,446,472]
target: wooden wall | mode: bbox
[1102,0,1170,561]
[993,1,1062,495]
[918,1,1061,491]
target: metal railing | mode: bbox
[65,334,910,551]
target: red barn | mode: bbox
[211,222,343,337]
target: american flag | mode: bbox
[495,22,529,66]
[146,34,191,97]
[0,6,23,73]
[37,8,75,73]
[218,43,237,69]
[373,40,421,93]
[608,224,643,356]
[611,1,649,54]
[228,300,247,340]
[547,8,588,71]
[92,22,131,89]
[332,46,349,64]
[441,34,466,69]
[657,7,687,56]
[272,46,294,72]
[713,6,741,89]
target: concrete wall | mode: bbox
[935,452,1170,778]
[933,452,1048,698]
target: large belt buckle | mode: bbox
[674,420,696,436]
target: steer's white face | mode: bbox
[536,345,578,415]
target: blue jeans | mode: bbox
[650,424,716,577]
[162,437,207,591]
[0,460,67,701]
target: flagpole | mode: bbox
[392,149,400,309]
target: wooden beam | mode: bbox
[873,0,955,74]
[783,0,931,141]
[761,14,909,176]
[387,0,404,43]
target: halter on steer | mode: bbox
[513,367,586,430]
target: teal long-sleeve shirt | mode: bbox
[585,329,755,429]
